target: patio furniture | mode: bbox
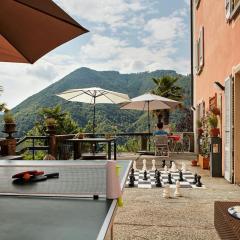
[214,201,240,240]
[154,135,169,158]
[67,138,117,160]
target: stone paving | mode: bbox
[112,153,240,240]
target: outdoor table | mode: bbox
[0,160,131,240]
[67,138,117,160]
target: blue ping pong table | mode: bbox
[0,160,132,240]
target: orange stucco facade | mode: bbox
[193,0,240,181]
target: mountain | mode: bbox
[11,67,191,137]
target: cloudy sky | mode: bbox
[0,0,190,108]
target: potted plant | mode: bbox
[197,120,203,136]
[199,133,210,169]
[45,118,57,132]
[3,111,16,133]
[208,114,219,137]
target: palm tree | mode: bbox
[151,75,183,125]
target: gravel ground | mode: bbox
[111,153,240,240]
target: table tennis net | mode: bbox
[0,164,108,198]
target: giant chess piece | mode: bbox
[152,159,156,171]
[130,168,135,181]
[167,173,173,184]
[179,170,184,182]
[155,170,161,183]
[169,160,173,168]
[163,184,170,198]
[156,173,162,188]
[142,159,147,171]
[164,165,168,173]
[128,175,135,187]
[162,160,166,168]
[182,163,187,172]
[133,160,137,171]
[170,162,177,172]
[196,175,202,187]
[154,169,158,178]
[174,180,181,197]
[143,170,148,181]
[193,173,198,184]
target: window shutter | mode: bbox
[225,0,231,20]
[199,26,204,68]
[195,41,199,74]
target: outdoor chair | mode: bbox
[154,135,170,158]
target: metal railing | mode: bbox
[16,136,49,160]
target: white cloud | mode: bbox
[55,0,146,29]
[143,16,185,45]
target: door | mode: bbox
[224,77,233,182]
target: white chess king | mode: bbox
[152,159,156,171]
[142,159,147,171]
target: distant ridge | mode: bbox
[11,67,190,137]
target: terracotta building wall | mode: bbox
[193,0,240,174]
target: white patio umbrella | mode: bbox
[56,87,130,135]
[121,93,180,151]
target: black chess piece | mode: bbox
[130,168,135,181]
[128,175,135,187]
[193,173,198,184]
[196,175,202,187]
[156,174,162,187]
[154,169,158,178]
[179,170,184,182]
[169,160,173,168]
[143,170,148,180]
[155,171,161,183]
[167,173,173,184]
[161,160,166,168]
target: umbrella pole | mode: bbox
[93,97,96,137]
[148,101,150,152]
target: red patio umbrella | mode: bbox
[0,0,89,63]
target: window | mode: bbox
[195,26,204,75]
[225,0,240,21]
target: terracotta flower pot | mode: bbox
[210,128,220,137]
[211,107,220,116]
[191,159,198,166]
[4,123,16,133]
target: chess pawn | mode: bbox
[163,184,170,198]
[171,163,177,172]
[133,160,137,171]
[152,159,156,171]
[164,165,168,173]
[142,159,147,171]
[174,180,181,197]
[182,163,186,172]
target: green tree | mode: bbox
[151,75,183,125]
[28,105,80,136]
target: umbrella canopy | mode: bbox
[0,0,88,63]
[121,93,179,110]
[121,93,180,151]
[56,87,130,134]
